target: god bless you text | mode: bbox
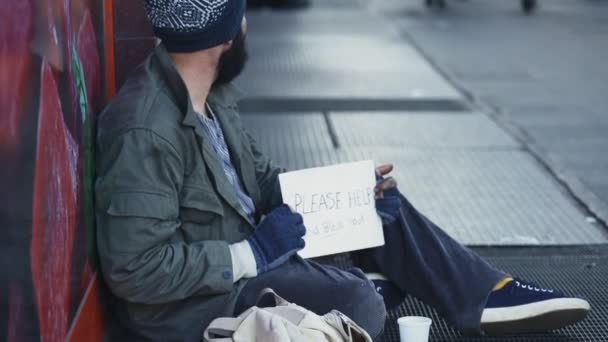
[293,188,374,214]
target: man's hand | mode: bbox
[374,164,401,224]
[247,205,306,274]
[375,164,398,199]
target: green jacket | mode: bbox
[95,44,284,341]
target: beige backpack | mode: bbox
[203,288,373,342]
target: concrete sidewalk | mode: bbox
[237,3,463,112]
[367,0,608,226]
[237,0,608,246]
[235,2,608,340]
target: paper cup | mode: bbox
[397,316,432,342]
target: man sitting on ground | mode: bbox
[95,1,590,340]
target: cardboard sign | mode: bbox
[279,160,385,258]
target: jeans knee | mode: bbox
[340,279,387,338]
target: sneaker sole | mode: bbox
[481,298,590,335]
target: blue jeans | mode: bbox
[233,193,506,338]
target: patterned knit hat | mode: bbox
[144,0,246,53]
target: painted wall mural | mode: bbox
[0,1,105,340]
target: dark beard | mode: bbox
[214,29,248,86]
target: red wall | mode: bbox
[0,1,108,340]
[112,0,155,90]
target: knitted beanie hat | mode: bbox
[144,0,246,53]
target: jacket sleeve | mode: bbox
[245,132,286,214]
[95,129,234,304]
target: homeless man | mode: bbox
[95,1,590,340]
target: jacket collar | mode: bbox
[153,44,254,226]
[154,44,244,124]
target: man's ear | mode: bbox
[221,39,233,53]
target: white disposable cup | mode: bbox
[397,316,432,342]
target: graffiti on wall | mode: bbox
[0,0,104,340]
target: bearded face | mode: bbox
[214,29,248,86]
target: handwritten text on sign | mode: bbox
[279,160,385,258]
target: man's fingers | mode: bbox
[376,177,397,191]
[374,177,398,199]
[375,164,394,177]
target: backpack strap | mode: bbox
[256,287,290,307]
[203,306,256,342]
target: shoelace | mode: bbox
[514,279,554,293]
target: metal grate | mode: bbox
[329,112,519,149]
[326,246,608,342]
[236,10,463,106]
[241,113,608,245]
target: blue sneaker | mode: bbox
[366,273,405,311]
[481,278,590,335]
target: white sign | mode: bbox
[279,160,385,259]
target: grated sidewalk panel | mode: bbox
[330,112,520,149]
[236,9,463,104]
[328,246,608,342]
[236,35,461,100]
[240,113,336,169]
[338,147,608,245]
[390,247,608,342]
[241,113,608,245]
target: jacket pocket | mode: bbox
[179,185,224,225]
[106,191,177,220]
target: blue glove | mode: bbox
[247,205,306,274]
[375,175,402,224]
